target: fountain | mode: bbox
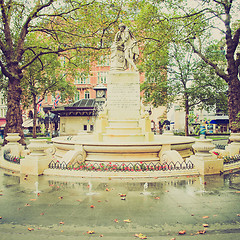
[51,23,195,167]
[34,181,41,197]
[86,181,98,195]
[141,182,151,195]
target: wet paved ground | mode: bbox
[0,168,240,240]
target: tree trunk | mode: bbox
[228,77,240,133]
[33,95,37,138]
[184,97,189,136]
[3,77,25,145]
[185,110,189,136]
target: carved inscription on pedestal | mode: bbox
[107,72,140,120]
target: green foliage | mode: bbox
[231,112,240,131]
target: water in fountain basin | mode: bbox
[86,181,98,195]
[141,182,151,195]
[34,181,41,197]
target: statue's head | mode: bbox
[118,23,126,30]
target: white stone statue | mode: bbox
[110,23,139,71]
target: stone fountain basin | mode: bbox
[52,134,195,163]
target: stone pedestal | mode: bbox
[21,139,51,175]
[3,133,24,158]
[94,71,153,142]
[226,133,240,155]
[107,71,140,120]
[189,139,223,175]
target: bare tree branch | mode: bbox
[20,45,103,70]
[0,59,12,79]
[16,0,55,61]
[188,40,228,82]
[0,0,13,53]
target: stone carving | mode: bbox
[111,23,139,71]
[161,150,183,164]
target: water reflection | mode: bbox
[1,168,240,238]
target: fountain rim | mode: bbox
[51,136,196,146]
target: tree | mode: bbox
[141,43,228,135]
[130,0,239,133]
[21,50,76,138]
[177,0,240,132]
[0,0,123,144]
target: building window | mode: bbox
[75,91,80,101]
[84,91,90,99]
[75,73,90,84]
[90,125,94,131]
[60,56,66,67]
[98,72,107,84]
[97,56,110,66]
[83,125,87,131]
[51,93,55,103]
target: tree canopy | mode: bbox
[133,0,240,132]
[0,0,126,144]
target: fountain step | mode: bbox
[86,152,159,162]
[105,126,142,134]
[108,120,139,128]
[102,133,145,142]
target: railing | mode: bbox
[3,150,20,164]
[215,144,227,150]
[48,160,194,172]
[223,155,240,165]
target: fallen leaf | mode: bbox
[59,221,64,225]
[202,216,209,219]
[76,199,82,202]
[90,205,95,208]
[197,230,206,234]
[98,200,101,202]
[87,230,95,234]
[106,188,110,191]
[30,199,36,201]
[155,197,160,200]
[37,193,40,196]
[178,230,186,235]
[124,219,131,223]
[114,219,118,223]
[135,233,147,239]
[99,234,104,237]
[28,228,34,231]
[40,213,44,216]
[25,203,31,207]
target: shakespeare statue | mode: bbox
[110,23,139,71]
